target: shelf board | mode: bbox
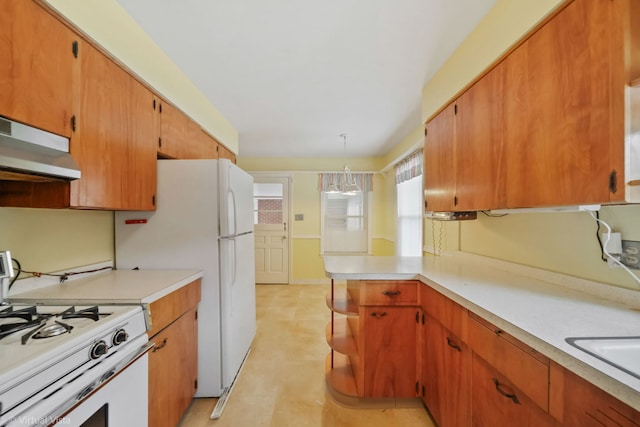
[325,352,358,398]
[326,319,357,355]
[326,289,358,315]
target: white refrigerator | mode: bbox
[114,159,256,415]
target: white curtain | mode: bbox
[396,151,423,256]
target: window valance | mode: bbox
[395,150,423,184]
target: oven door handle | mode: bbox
[43,338,154,426]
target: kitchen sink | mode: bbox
[566,336,640,380]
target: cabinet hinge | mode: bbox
[152,195,156,206]
[195,310,198,320]
[609,170,618,194]
[159,103,163,114]
[158,137,162,148]
[194,379,198,390]
[454,195,458,206]
[153,99,156,110]
[72,41,79,58]
[70,115,76,132]
[415,381,420,395]
[415,311,420,323]
[424,127,428,137]
[216,145,220,152]
[454,104,458,115]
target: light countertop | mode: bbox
[324,253,640,411]
[9,269,203,305]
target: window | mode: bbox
[253,183,284,225]
[321,191,371,254]
[396,151,423,256]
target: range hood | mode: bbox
[0,116,80,182]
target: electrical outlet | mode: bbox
[620,240,640,270]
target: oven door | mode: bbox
[6,335,152,427]
[55,350,148,427]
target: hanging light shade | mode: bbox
[340,133,361,195]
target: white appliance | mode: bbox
[114,159,256,414]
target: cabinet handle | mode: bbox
[446,337,462,352]
[153,338,168,352]
[370,312,387,318]
[382,290,401,297]
[494,329,503,336]
[493,379,520,404]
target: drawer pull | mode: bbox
[153,338,168,352]
[370,312,388,318]
[494,329,503,336]
[382,290,401,297]
[446,337,462,352]
[493,379,520,404]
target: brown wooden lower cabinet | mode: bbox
[149,307,198,427]
[361,306,417,398]
[555,365,640,427]
[471,354,558,427]
[423,314,471,426]
[147,279,200,427]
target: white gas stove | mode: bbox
[0,303,149,426]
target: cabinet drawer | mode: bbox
[359,281,418,306]
[421,284,467,340]
[147,279,201,337]
[468,313,549,412]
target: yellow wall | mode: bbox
[239,158,396,283]
[421,0,640,290]
[0,208,113,276]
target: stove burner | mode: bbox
[61,306,100,322]
[32,321,73,339]
[0,305,37,322]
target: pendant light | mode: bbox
[340,133,361,195]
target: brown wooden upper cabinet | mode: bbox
[0,0,78,137]
[71,42,157,210]
[424,0,640,212]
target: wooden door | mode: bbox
[149,308,199,427]
[72,42,156,209]
[0,0,78,137]
[362,306,416,398]
[471,354,557,427]
[504,0,621,208]
[253,177,289,284]
[158,100,189,159]
[455,62,507,211]
[424,103,456,212]
[423,316,470,427]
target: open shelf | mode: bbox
[326,289,358,315]
[325,319,357,355]
[325,352,358,398]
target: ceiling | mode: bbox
[115,0,496,158]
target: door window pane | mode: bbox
[254,183,283,225]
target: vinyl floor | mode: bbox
[178,284,435,427]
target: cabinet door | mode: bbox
[505,0,620,207]
[186,120,218,159]
[423,315,470,427]
[71,42,156,209]
[149,308,199,427]
[218,143,237,163]
[0,0,77,137]
[471,354,557,427]
[424,104,456,212]
[560,367,640,427]
[455,62,507,211]
[362,306,417,398]
[158,101,189,159]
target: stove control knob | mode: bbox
[90,340,108,359]
[112,329,129,346]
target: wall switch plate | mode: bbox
[294,213,304,221]
[620,240,640,270]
